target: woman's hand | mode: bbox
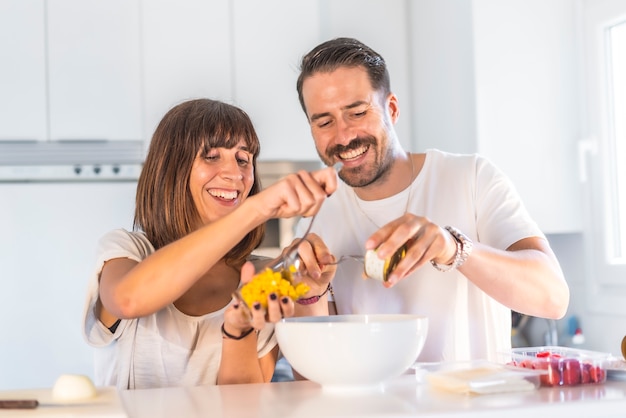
[223,262,295,335]
[252,165,338,221]
[281,233,337,296]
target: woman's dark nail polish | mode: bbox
[269,293,278,301]
[281,297,289,304]
[253,302,262,310]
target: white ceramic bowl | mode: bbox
[275,314,428,389]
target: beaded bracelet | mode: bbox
[296,283,332,305]
[221,323,256,340]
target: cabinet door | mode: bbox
[323,0,412,152]
[232,0,321,161]
[142,0,232,142]
[0,182,137,390]
[47,0,142,141]
[0,0,47,141]
[408,0,477,155]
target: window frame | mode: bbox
[605,20,626,262]
[581,0,626,314]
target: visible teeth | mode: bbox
[339,145,368,160]
[209,189,237,200]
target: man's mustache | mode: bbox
[327,137,376,158]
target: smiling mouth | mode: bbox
[338,144,369,161]
[208,189,239,201]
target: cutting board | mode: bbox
[0,387,126,417]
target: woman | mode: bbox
[82,98,337,389]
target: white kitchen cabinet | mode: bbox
[0,0,47,141]
[408,0,478,155]
[471,0,582,233]
[141,0,233,141]
[143,0,321,157]
[0,0,143,143]
[142,0,322,158]
[232,0,321,161]
[0,181,137,390]
[323,0,412,152]
[47,0,142,141]
[232,0,413,160]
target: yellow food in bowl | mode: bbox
[240,267,310,309]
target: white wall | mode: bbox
[472,0,583,233]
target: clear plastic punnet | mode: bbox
[507,346,611,387]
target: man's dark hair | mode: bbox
[296,37,391,114]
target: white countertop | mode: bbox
[124,374,626,418]
[0,387,125,417]
[2,374,626,418]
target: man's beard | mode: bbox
[321,136,393,188]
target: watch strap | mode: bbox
[431,226,473,272]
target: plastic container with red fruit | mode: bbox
[507,346,610,387]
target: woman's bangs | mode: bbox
[201,113,260,156]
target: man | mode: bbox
[292,37,569,362]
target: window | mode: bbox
[581,1,626,314]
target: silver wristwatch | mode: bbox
[431,226,473,272]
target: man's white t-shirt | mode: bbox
[82,229,276,389]
[297,149,545,362]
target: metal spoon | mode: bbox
[265,213,316,274]
[232,163,344,314]
[266,161,343,275]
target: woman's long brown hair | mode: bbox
[134,98,264,265]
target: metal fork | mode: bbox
[326,255,365,265]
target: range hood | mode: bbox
[0,140,144,182]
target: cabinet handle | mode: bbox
[578,137,598,182]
